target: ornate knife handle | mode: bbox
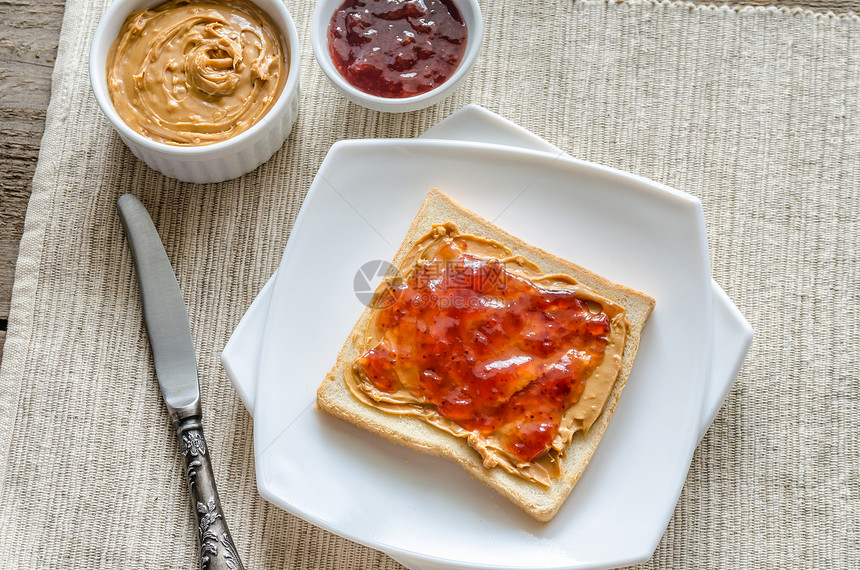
[175,416,245,570]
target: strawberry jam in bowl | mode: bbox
[311,0,482,113]
[329,0,466,98]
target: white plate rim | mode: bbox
[222,105,751,445]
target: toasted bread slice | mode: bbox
[317,189,655,521]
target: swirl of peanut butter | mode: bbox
[107,0,287,146]
[347,224,630,487]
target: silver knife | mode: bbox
[118,194,245,570]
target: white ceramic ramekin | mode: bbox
[90,0,301,184]
[311,0,482,113]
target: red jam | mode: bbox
[357,245,612,463]
[327,0,467,98]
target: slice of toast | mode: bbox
[317,189,655,522]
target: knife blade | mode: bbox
[118,194,245,570]
[117,194,199,420]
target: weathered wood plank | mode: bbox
[0,0,66,328]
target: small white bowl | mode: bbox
[311,0,482,113]
[90,0,301,184]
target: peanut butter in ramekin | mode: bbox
[107,0,287,145]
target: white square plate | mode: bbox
[247,121,716,568]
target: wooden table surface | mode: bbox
[1,0,857,367]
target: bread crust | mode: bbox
[317,189,655,522]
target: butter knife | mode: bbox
[118,194,245,570]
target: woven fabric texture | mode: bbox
[1,0,858,567]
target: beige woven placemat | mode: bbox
[1,0,858,567]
